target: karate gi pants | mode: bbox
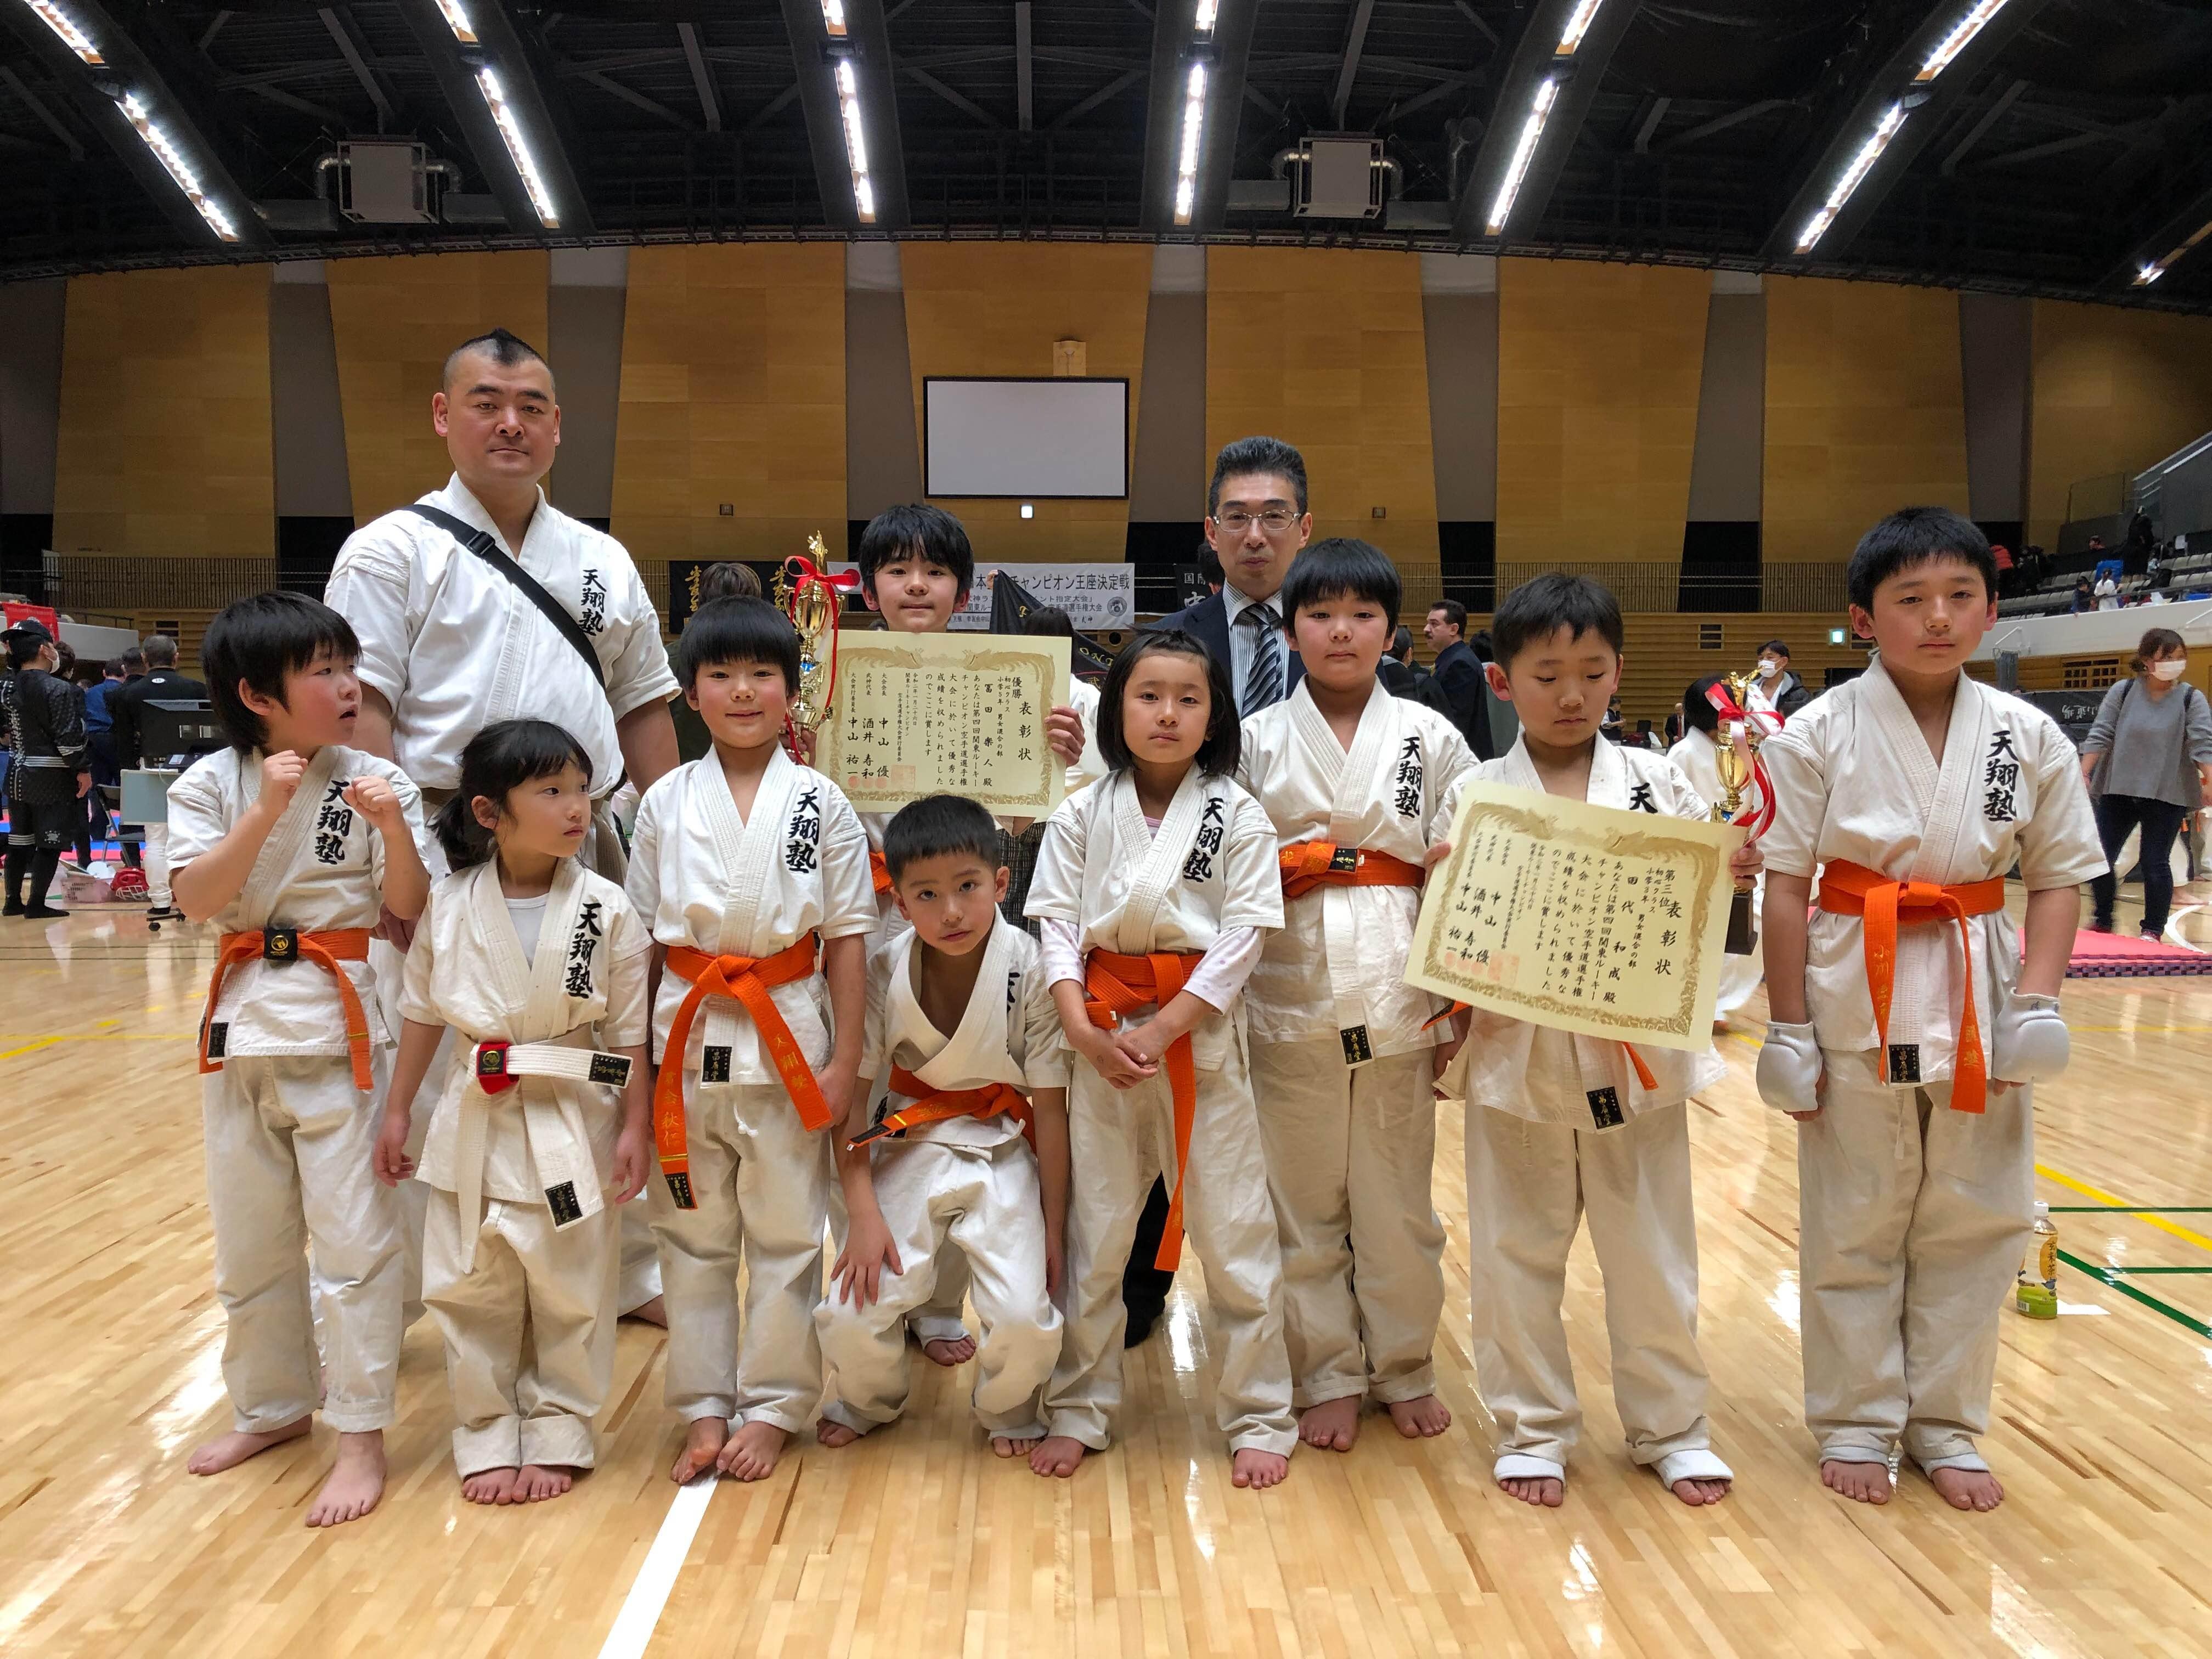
[1046,1036,1297,1458]
[422,1188,619,1476]
[1463,1100,1712,1470]
[1797,1050,2033,1470]
[142,821,171,907]
[1250,1040,1445,1408]
[648,1076,831,1432]
[817,1137,1060,1438]
[202,1053,403,1435]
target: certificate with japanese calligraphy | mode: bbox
[819,630,1071,814]
[1405,782,1741,1051]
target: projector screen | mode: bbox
[923,377,1129,499]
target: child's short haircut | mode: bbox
[677,597,802,691]
[202,590,362,754]
[1846,506,1995,611]
[697,561,762,603]
[1683,674,1724,737]
[883,793,1002,885]
[1491,573,1624,668]
[1096,630,1242,778]
[1208,436,1308,516]
[1023,605,1075,639]
[856,504,975,601]
[433,718,593,871]
[1279,537,1401,629]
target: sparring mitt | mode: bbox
[1755,1021,1823,1114]
[1991,992,2069,1085]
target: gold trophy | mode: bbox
[1711,669,1764,955]
[771,532,854,760]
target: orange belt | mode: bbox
[201,928,376,1092]
[848,1064,1034,1150]
[1815,858,2006,1114]
[657,936,827,1207]
[1085,949,1203,1272]
[868,850,893,897]
[1277,842,1426,900]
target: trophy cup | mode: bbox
[772,533,857,761]
[1707,669,1769,955]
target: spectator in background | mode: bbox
[1423,598,1496,759]
[1746,639,1813,719]
[1470,628,1494,663]
[2024,545,2050,589]
[1991,544,2015,598]
[1600,696,1625,743]
[2095,570,2121,611]
[2070,576,2095,614]
[697,561,762,603]
[83,659,125,867]
[1378,625,1425,696]
[110,633,208,922]
[1663,700,1688,748]
[1197,543,1223,597]
[2080,627,2212,940]
[2126,511,2155,575]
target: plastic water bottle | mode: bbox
[2016,1201,2058,1319]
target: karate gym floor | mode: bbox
[4,882,2210,1659]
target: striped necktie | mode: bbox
[1240,601,1284,711]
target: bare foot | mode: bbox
[816,1419,861,1449]
[1231,1448,1290,1489]
[188,1416,311,1475]
[1821,1459,1892,1505]
[305,1431,386,1527]
[991,1432,1043,1459]
[671,1417,727,1483]
[1386,1395,1452,1440]
[1671,1477,1731,1506]
[514,1464,574,1502]
[462,1467,520,1504]
[1928,1465,2004,1512]
[623,1295,669,1328]
[1030,1435,1087,1478]
[716,1420,788,1482]
[922,1335,977,1367]
[1499,1475,1565,1507]
[1297,1396,1361,1452]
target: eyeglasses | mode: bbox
[1213,508,1300,534]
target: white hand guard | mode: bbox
[1756,1021,1823,1114]
[1992,993,2068,1084]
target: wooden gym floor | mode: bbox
[3,884,2211,1659]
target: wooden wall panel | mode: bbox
[901,242,1151,562]
[1207,246,1436,562]
[610,244,845,564]
[1762,276,1969,562]
[2028,300,2212,548]
[1497,259,1707,564]
[52,266,273,558]
[326,251,549,526]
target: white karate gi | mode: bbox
[628,750,876,1431]
[816,917,1067,1438]
[401,859,651,1476]
[1064,676,1108,798]
[1024,769,1297,1458]
[1761,657,2104,1474]
[1666,729,1764,1020]
[1238,682,1471,1409]
[169,745,423,1436]
[1441,737,1731,1486]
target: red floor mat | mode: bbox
[2055,926,2212,977]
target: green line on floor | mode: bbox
[2048,1205,2212,1215]
[2057,1249,2212,1338]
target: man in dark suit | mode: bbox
[1421,599,1496,760]
[1148,435,1311,716]
[110,633,208,922]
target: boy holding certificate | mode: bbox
[1757,508,2103,1513]
[1441,574,1760,1510]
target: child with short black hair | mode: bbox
[815,794,1070,1454]
[1758,507,2103,1512]
[1238,540,1474,1452]
[1667,674,1764,1024]
[629,596,876,1485]
[372,718,654,1505]
[1443,573,1758,1511]
[168,590,430,1527]
[1024,630,1297,1488]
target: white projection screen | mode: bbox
[923,377,1130,498]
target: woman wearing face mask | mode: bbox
[2080,627,2212,939]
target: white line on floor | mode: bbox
[596,1475,719,1659]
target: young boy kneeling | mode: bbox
[816,795,1070,1455]
[1757,508,2103,1511]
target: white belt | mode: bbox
[472,1039,633,1091]
[451,1033,623,1271]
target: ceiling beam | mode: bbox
[318,5,401,131]
[901,63,999,129]
[1015,1,1032,132]
[777,0,909,230]
[1333,0,1376,130]
[579,69,689,128]
[1938,75,2027,174]
[1139,0,1256,232]
[1653,97,1789,154]
[1630,93,1668,153]
[1450,0,1643,245]
[1759,0,2056,262]
[676,20,721,132]
[1049,65,1143,132]
[0,64,84,160]
[2111,179,2212,291]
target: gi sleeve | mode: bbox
[1657,754,1712,822]
[600,895,655,1048]
[859,943,893,1081]
[162,755,229,871]
[1014,958,1071,1090]
[1023,795,1087,926]
[1181,926,1263,1014]
[52,679,86,766]
[323,522,420,710]
[1756,724,1827,881]
[624,775,667,934]
[2016,715,2111,890]
[816,778,879,940]
[1037,917,1086,991]
[1425,723,1477,845]
[397,888,443,1026]
[1217,788,1284,933]
[367,759,426,902]
[600,548,682,720]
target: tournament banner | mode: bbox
[988,569,1116,678]
[827,560,1135,634]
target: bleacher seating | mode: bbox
[1996,546,2212,618]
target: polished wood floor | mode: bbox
[4,878,2212,1658]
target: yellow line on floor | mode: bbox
[0,1032,193,1043]
[2038,1165,2212,1255]
[0,1037,63,1060]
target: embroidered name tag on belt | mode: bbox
[1340,1025,1373,1065]
[1328,845,1359,874]
[701,1046,731,1084]
[545,1181,584,1226]
[1887,1043,1921,1085]
[1587,1086,1624,1129]
[205,1021,227,1058]
[588,1053,631,1087]
[262,927,299,963]
[664,1170,696,1209]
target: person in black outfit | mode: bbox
[1422,599,1496,760]
[1378,625,1427,696]
[3,618,90,918]
[110,633,210,921]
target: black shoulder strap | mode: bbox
[404,503,605,690]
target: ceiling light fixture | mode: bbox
[117,91,236,241]
[1193,0,1217,34]
[1555,0,1605,57]
[1173,62,1207,224]
[2134,217,2212,286]
[431,0,476,43]
[834,58,875,222]
[820,0,847,37]
[2137,263,2164,287]
[1486,76,1559,235]
[24,0,101,63]
[1915,0,2008,82]
[473,66,560,228]
[1793,100,1906,253]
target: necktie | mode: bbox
[1240,602,1283,711]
